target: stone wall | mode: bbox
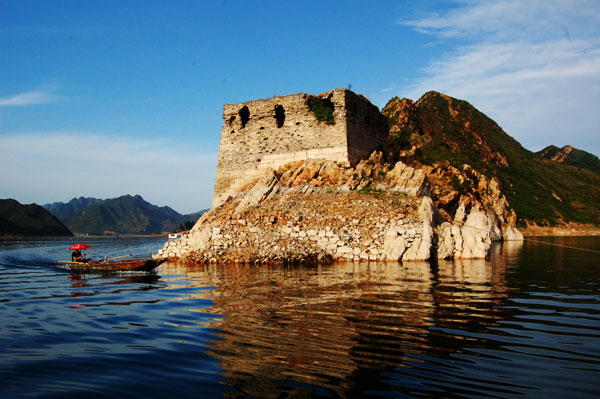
[212,88,387,207]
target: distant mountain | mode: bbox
[0,199,73,237]
[536,145,600,174]
[54,195,206,235]
[382,92,600,226]
[44,197,104,220]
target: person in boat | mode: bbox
[71,249,90,263]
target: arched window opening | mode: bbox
[274,105,285,128]
[239,106,250,128]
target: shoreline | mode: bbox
[521,223,600,236]
[1,234,168,239]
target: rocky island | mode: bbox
[159,88,531,264]
[159,87,600,263]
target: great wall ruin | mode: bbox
[159,88,523,264]
[213,88,388,207]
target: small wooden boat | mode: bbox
[60,257,166,272]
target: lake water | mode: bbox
[1,236,599,398]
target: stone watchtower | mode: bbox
[212,88,388,207]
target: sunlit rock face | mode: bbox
[159,154,522,264]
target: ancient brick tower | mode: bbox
[212,88,388,207]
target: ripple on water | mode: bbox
[1,238,600,398]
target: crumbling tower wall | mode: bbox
[212,88,387,208]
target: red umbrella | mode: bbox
[69,243,91,250]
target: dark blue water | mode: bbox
[1,237,599,398]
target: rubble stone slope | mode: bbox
[159,155,522,264]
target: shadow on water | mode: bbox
[68,273,161,289]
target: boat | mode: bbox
[169,231,189,240]
[61,257,167,273]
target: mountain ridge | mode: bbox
[44,197,104,220]
[382,91,600,227]
[45,195,207,235]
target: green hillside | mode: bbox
[60,194,206,234]
[44,197,104,220]
[0,199,73,237]
[537,145,600,174]
[382,92,600,227]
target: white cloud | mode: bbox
[400,0,600,41]
[0,87,60,106]
[0,133,217,213]
[397,0,600,155]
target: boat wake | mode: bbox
[0,254,67,271]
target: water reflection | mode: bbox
[3,238,599,398]
[66,272,162,309]
[160,248,518,398]
[68,273,161,289]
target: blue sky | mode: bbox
[1,0,599,213]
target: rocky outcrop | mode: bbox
[158,154,523,264]
[382,196,435,261]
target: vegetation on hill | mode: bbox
[177,220,195,232]
[537,145,600,174]
[382,92,600,227]
[56,195,206,235]
[0,199,73,237]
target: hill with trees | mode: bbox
[45,195,206,235]
[536,145,600,174]
[44,197,104,220]
[0,199,73,237]
[382,92,600,227]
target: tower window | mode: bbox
[239,106,250,128]
[274,105,285,128]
